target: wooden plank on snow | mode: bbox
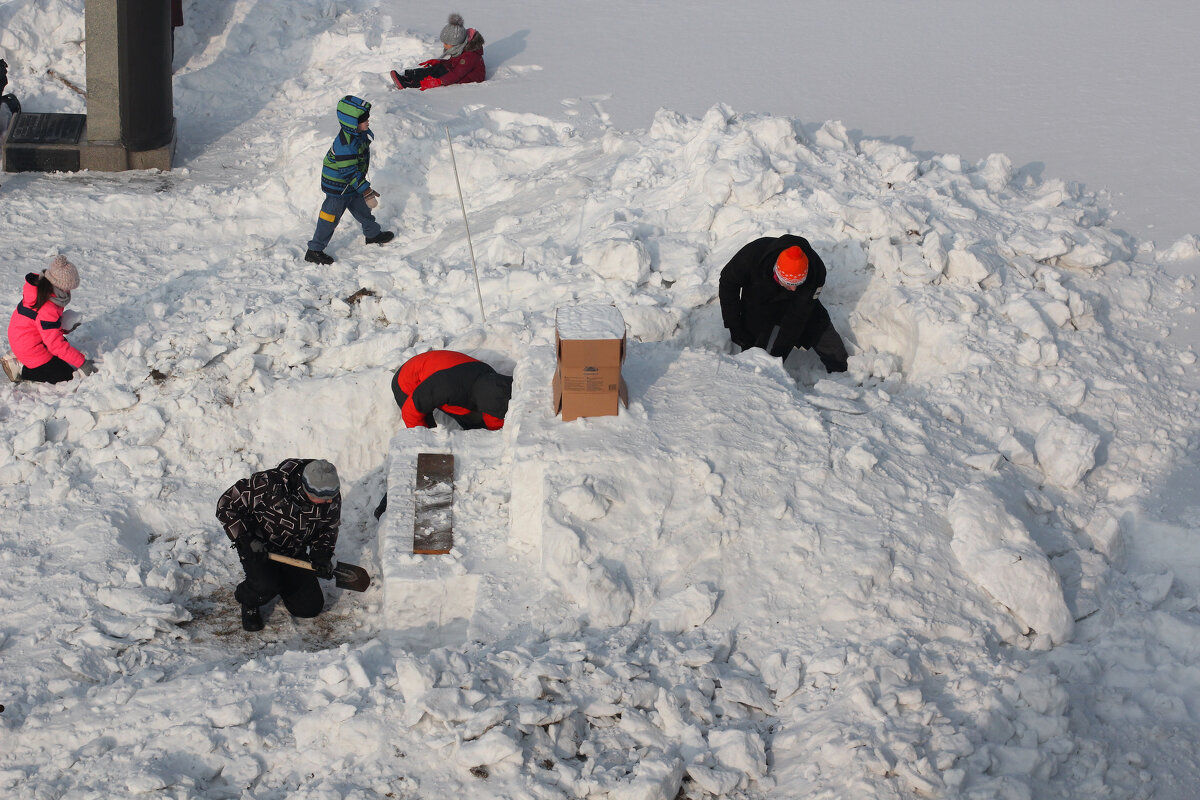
[413,452,454,555]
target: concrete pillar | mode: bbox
[83,0,122,144]
[80,0,176,170]
[3,0,176,172]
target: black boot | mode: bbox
[241,603,264,632]
[305,249,335,265]
[365,231,394,245]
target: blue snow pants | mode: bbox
[307,192,382,252]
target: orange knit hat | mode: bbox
[773,246,809,287]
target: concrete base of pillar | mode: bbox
[2,114,175,173]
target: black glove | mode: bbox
[728,327,755,350]
[312,554,334,580]
[1,94,19,115]
[234,535,267,562]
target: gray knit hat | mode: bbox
[440,13,467,45]
[45,255,80,292]
[301,459,340,500]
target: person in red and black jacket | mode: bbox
[389,13,485,90]
[392,350,512,430]
[719,234,849,373]
[215,458,342,631]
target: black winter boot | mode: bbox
[241,604,264,632]
[305,249,335,265]
[365,231,395,245]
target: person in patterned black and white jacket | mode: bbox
[215,458,342,631]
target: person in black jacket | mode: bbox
[215,458,342,631]
[0,58,21,137]
[719,234,849,373]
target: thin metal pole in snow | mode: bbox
[444,125,486,324]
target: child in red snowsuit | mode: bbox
[390,13,485,91]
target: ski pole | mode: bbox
[444,125,486,324]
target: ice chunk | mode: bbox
[455,728,522,768]
[648,584,717,633]
[1034,416,1100,489]
[709,728,767,779]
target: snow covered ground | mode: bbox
[1,1,1198,798]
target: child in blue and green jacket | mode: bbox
[305,95,394,265]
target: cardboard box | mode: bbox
[553,305,629,422]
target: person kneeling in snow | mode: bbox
[215,459,342,632]
[0,58,21,139]
[304,95,394,266]
[719,234,849,373]
[389,13,485,91]
[392,350,512,430]
[4,256,95,384]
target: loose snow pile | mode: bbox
[1,1,1199,798]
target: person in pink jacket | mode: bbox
[389,13,485,90]
[4,255,96,384]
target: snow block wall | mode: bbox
[377,429,478,646]
[377,426,523,646]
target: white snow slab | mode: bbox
[377,393,594,647]
[377,427,481,647]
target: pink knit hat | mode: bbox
[45,255,80,292]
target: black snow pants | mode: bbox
[235,556,324,617]
[394,62,449,88]
[753,302,848,373]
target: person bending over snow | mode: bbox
[5,255,95,384]
[392,350,512,430]
[719,234,849,373]
[390,13,485,91]
[374,350,510,519]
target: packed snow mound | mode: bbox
[948,484,1074,646]
[2,1,1200,799]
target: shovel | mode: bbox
[267,553,371,592]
